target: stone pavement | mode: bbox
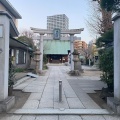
[0,65,120,120]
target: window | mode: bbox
[16,50,26,64]
[11,49,14,57]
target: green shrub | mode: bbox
[15,68,25,72]
[43,65,48,70]
[9,58,16,87]
[99,47,113,91]
[43,54,48,64]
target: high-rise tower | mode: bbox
[47,14,69,37]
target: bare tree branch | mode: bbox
[86,0,113,36]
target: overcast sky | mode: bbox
[9,0,95,43]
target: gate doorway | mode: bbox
[47,55,68,63]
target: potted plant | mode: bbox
[8,57,16,96]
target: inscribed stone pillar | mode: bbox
[0,14,10,101]
[39,34,44,71]
[70,34,74,71]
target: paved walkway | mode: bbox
[0,65,119,120]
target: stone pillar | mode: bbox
[89,59,91,66]
[0,14,10,101]
[107,14,120,114]
[68,53,70,65]
[70,34,74,71]
[34,49,41,74]
[113,15,120,101]
[0,12,15,112]
[39,34,44,71]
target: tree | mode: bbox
[86,0,112,36]
[100,0,120,12]
[18,30,36,50]
[96,29,113,47]
[18,36,34,49]
[96,29,114,91]
[86,2,103,35]
[20,30,34,39]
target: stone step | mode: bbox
[13,76,31,88]
[13,77,37,90]
[8,108,113,115]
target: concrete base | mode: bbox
[107,97,120,114]
[74,61,83,72]
[0,96,15,112]
[69,70,81,76]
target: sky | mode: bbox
[9,0,94,43]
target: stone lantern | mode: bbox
[34,49,41,74]
[69,49,83,76]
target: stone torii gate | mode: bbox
[31,27,84,71]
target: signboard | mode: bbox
[53,28,61,40]
[0,25,3,38]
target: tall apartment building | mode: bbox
[47,14,69,37]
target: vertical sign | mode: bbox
[0,25,3,38]
[53,28,61,40]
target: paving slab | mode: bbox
[103,115,120,120]
[54,100,69,109]
[41,94,54,99]
[67,80,102,109]
[11,109,110,115]
[63,88,78,98]
[39,99,53,108]
[59,115,82,120]
[82,101,101,109]
[54,93,66,101]
[22,100,39,109]
[14,77,30,87]
[14,82,31,90]
[43,89,54,93]
[0,115,21,120]
[28,93,42,100]
[83,90,96,93]
[28,84,45,87]
[9,66,115,117]
[82,88,102,91]
[81,115,106,120]
[22,86,44,93]
[67,98,85,109]
[36,115,58,120]
[20,115,36,120]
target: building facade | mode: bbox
[0,0,33,69]
[74,40,88,53]
[47,14,69,37]
[0,0,20,28]
[88,40,98,60]
[74,40,88,63]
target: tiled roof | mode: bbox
[44,40,70,55]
